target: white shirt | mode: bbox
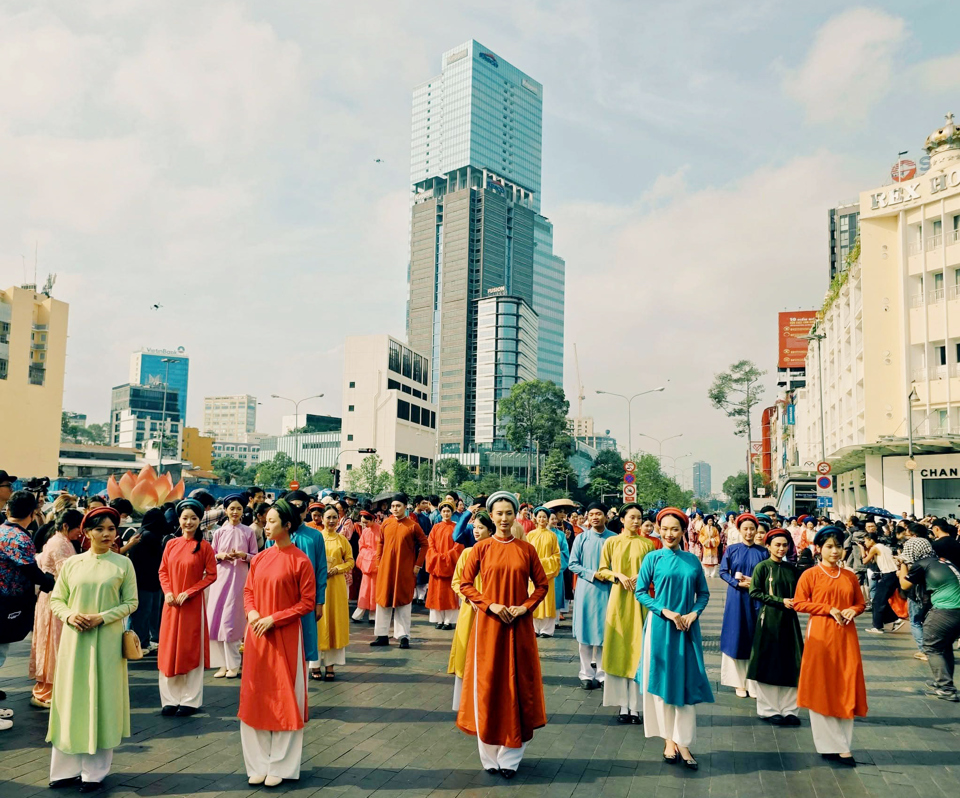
[872,543,897,573]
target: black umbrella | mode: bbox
[857,506,898,519]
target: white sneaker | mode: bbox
[736,688,748,698]
[225,669,239,679]
[264,775,282,787]
[213,668,227,678]
[867,627,884,634]
[248,775,266,785]
[0,718,13,731]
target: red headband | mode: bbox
[359,511,373,519]
[81,506,121,534]
[656,507,690,529]
[308,502,324,512]
[764,529,791,545]
[736,513,758,529]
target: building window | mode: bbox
[398,399,410,421]
[347,434,353,441]
[346,464,353,471]
[388,340,402,374]
[349,381,355,388]
[348,405,355,412]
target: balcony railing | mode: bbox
[930,288,946,303]
[913,368,929,381]
[911,293,925,308]
[909,241,923,255]
[953,229,960,244]
[929,234,943,250]
[951,285,960,301]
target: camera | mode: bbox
[23,476,51,494]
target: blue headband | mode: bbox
[176,498,205,518]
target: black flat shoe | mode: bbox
[617,713,631,724]
[485,768,499,775]
[161,705,177,716]
[591,678,602,690]
[368,619,375,625]
[435,623,444,629]
[399,637,410,649]
[630,715,642,724]
[783,715,801,726]
[500,769,517,780]
[369,636,389,647]
[836,755,857,767]
[535,632,542,638]
[443,623,454,630]
[79,782,102,793]
[175,706,198,717]
[49,777,81,788]
[580,679,594,690]
[820,753,840,761]
[663,752,679,764]
[540,634,553,638]
[763,714,785,725]
[683,757,698,771]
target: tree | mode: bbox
[415,462,434,495]
[723,471,751,511]
[437,458,469,489]
[346,454,390,496]
[212,457,247,485]
[392,460,415,495]
[497,380,570,485]
[589,449,624,489]
[255,453,308,489]
[82,423,110,445]
[632,453,692,510]
[307,469,334,490]
[708,360,766,502]
[541,448,576,493]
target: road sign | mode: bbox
[817,462,831,475]
[289,480,300,491]
[623,473,636,485]
[817,475,832,490]
[624,461,636,473]
[622,484,637,500]
[817,496,834,508]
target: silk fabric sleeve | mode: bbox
[595,538,615,582]
[186,542,218,598]
[635,555,663,616]
[413,522,428,569]
[458,547,487,611]
[692,561,710,616]
[100,558,139,624]
[48,558,73,624]
[314,540,328,605]
[271,558,317,627]
[244,556,258,615]
[538,535,561,580]
[158,544,173,595]
[792,569,833,616]
[749,563,785,607]
[568,533,594,583]
[718,546,738,588]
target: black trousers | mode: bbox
[923,607,960,693]
[871,572,900,630]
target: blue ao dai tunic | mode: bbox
[551,527,570,612]
[718,543,768,660]
[267,525,328,661]
[569,528,616,647]
[633,548,713,707]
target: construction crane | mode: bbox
[574,343,586,418]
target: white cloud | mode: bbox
[554,153,867,483]
[782,7,905,124]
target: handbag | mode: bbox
[0,592,37,644]
[122,629,143,660]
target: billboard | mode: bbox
[778,311,818,369]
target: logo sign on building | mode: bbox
[778,311,818,369]
[890,155,930,183]
[785,404,796,426]
[446,50,467,65]
[479,52,499,68]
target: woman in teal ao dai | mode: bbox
[634,508,712,771]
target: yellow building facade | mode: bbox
[181,426,215,472]
[0,286,69,479]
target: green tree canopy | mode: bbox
[392,460,415,495]
[255,453,310,489]
[306,468,334,490]
[347,454,391,496]
[212,457,247,485]
[437,458,469,489]
[541,448,577,492]
[708,360,766,438]
[497,380,570,484]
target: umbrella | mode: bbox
[303,485,322,496]
[857,506,898,520]
[545,498,578,511]
[372,490,396,503]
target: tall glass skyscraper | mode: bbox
[130,347,190,423]
[407,41,565,453]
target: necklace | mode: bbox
[817,561,842,579]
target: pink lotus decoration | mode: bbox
[107,465,185,515]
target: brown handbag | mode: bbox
[122,629,143,660]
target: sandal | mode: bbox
[324,669,336,681]
[310,669,323,681]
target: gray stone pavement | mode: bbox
[2,582,959,798]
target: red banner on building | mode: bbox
[778,311,817,369]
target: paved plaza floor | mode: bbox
[2,583,959,797]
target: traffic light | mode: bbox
[359,447,377,454]
[330,468,340,489]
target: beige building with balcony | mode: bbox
[797,113,960,517]
[0,285,69,478]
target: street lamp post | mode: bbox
[595,387,666,457]
[271,394,324,485]
[906,387,919,516]
[637,432,683,465]
[157,357,181,475]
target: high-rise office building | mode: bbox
[203,394,257,440]
[407,40,565,453]
[130,348,189,423]
[110,383,181,451]
[692,461,712,498]
[829,202,860,281]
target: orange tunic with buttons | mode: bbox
[158,537,217,677]
[457,536,549,747]
[375,515,428,608]
[794,564,868,719]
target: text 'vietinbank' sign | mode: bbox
[870,168,960,210]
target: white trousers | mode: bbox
[755,682,799,718]
[317,647,346,666]
[478,739,527,771]
[578,643,604,681]
[351,607,370,621]
[720,654,757,696]
[210,640,242,671]
[50,747,113,783]
[452,676,463,711]
[375,604,412,639]
[430,608,459,624]
[159,662,204,708]
[414,583,428,601]
[241,632,306,779]
[534,616,556,636]
[641,617,697,747]
[603,674,641,714]
[809,710,854,754]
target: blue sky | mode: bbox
[1,1,957,488]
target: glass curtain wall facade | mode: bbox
[132,352,190,423]
[407,41,565,453]
[474,296,539,446]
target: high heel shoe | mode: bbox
[663,749,679,764]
